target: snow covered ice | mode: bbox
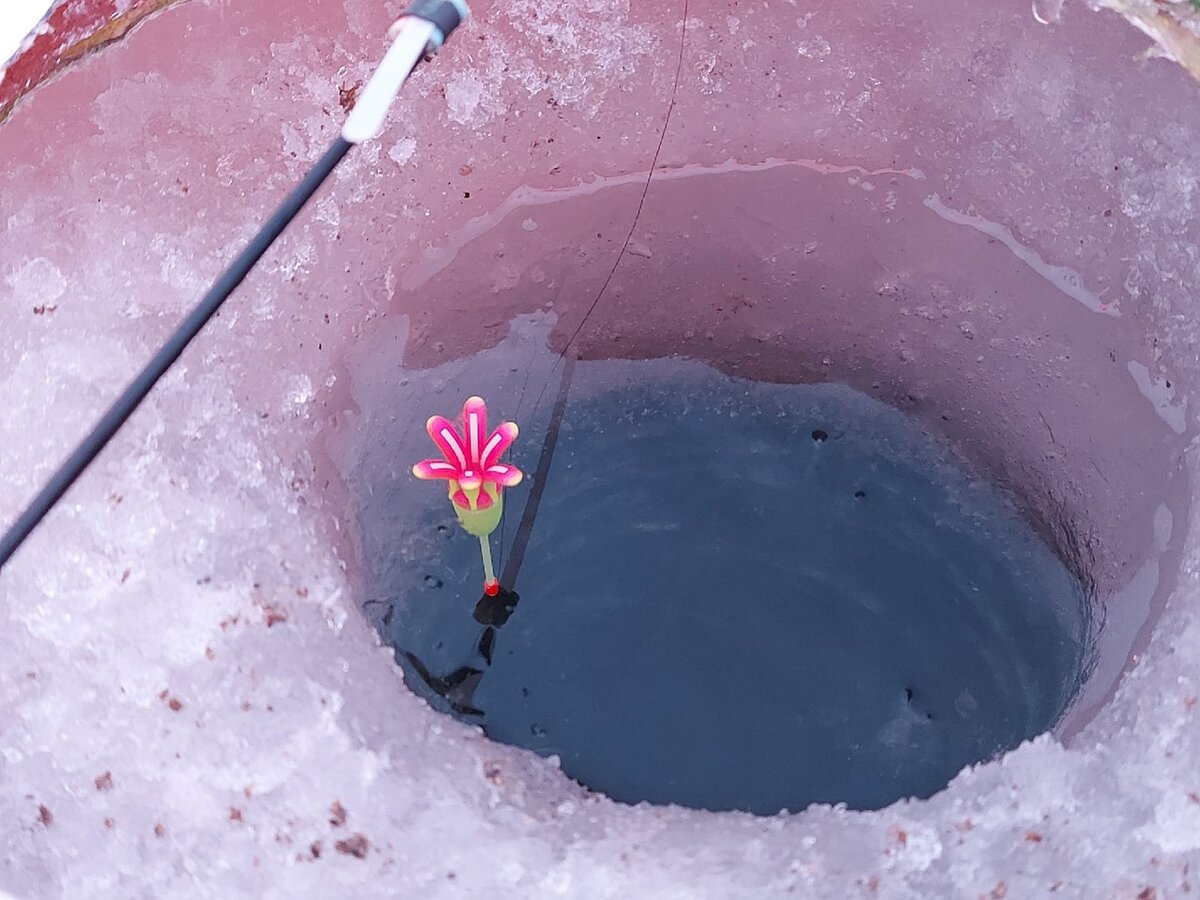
[2,0,1200,897]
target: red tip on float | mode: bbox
[484,580,500,597]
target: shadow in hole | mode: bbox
[401,587,520,718]
[398,355,572,722]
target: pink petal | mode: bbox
[426,415,468,471]
[462,396,488,467]
[481,421,519,468]
[474,488,495,509]
[412,459,458,480]
[459,473,483,492]
[450,488,471,508]
[485,463,524,487]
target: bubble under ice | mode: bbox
[1,0,1199,898]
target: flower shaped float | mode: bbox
[413,396,523,596]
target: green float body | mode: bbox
[451,480,503,537]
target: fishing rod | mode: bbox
[0,0,469,571]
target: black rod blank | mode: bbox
[0,136,353,571]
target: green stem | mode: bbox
[479,535,497,587]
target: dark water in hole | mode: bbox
[384,360,1091,815]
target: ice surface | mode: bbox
[1,0,1200,897]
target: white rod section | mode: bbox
[341,17,437,144]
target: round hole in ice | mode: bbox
[365,360,1092,815]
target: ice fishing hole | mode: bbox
[379,361,1091,815]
